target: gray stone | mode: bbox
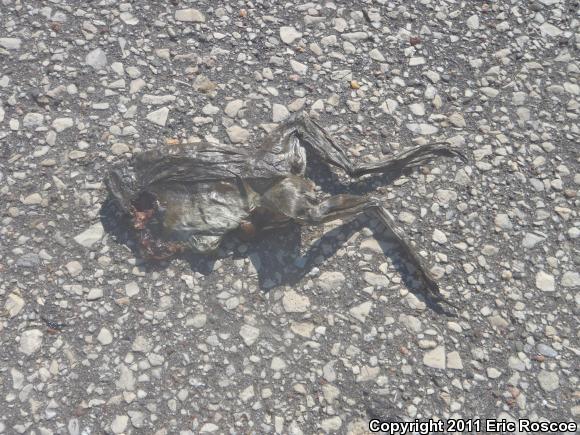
[16,253,41,268]
[536,343,557,358]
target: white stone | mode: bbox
[487,367,502,379]
[132,335,152,353]
[537,370,559,392]
[22,193,43,205]
[224,100,244,118]
[494,213,513,230]
[356,365,379,382]
[52,117,74,132]
[448,112,466,128]
[110,415,128,434]
[142,94,176,105]
[5,293,25,318]
[283,289,310,313]
[321,416,342,432]
[120,12,139,25]
[432,229,447,244]
[19,329,43,355]
[66,260,83,277]
[146,107,169,126]
[369,48,385,62]
[539,22,562,37]
[239,385,254,402]
[522,232,545,249]
[239,324,260,346]
[97,328,113,345]
[0,38,22,50]
[272,104,290,123]
[280,26,302,44]
[349,301,373,322]
[85,48,107,69]
[398,211,416,224]
[271,356,287,371]
[290,59,307,75]
[535,271,555,292]
[86,288,103,300]
[125,281,140,297]
[363,272,389,287]
[74,223,104,248]
[227,125,249,143]
[175,8,206,22]
[406,123,438,135]
[409,103,425,116]
[111,143,130,155]
[561,271,579,288]
[423,345,446,369]
[23,113,44,128]
[317,271,345,291]
[447,351,463,370]
[190,313,207,328]
[466,15,480,30]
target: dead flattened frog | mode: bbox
[105,113,467,307]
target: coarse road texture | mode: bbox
[0,1,579,434]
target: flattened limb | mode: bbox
[278,113,467,179]
[263,184,457,308]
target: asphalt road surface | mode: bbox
[0,1,578,434]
